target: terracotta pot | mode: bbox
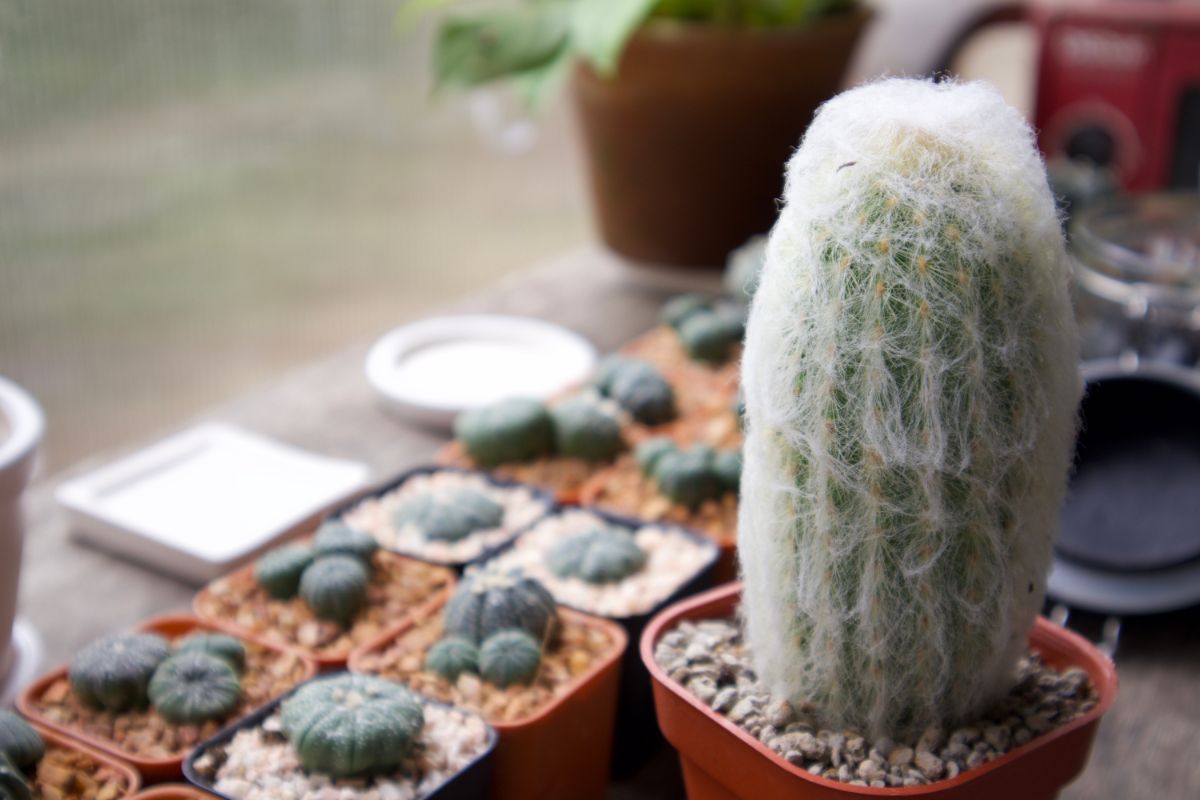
[29,721,142,797]
[642,583,1118,800]
[129,785,211,799]
[18,614,319,783]
[193,549,455,670]
[348,603,626,800]
[571,9,872,269]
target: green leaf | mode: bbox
[512,45,573,110]
[396,0,467,33]
[434,6,571,89]
[572,0,658,76]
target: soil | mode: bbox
[351,609,616,725]
[29,634,311,760]
[28,744,131,800]
[437,441,605,502]
[195,550,453,662]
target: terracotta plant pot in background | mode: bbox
[642,583,1118,800]
[19,614,319,783]
[571,9,872,269]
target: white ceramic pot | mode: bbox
[0,375,44,683]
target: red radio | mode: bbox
[1030,0,1200,191]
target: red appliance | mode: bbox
[1030,1,1200,190]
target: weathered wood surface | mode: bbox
[15,247,1198,799]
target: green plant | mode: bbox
[712,450,742,493]
[551,396,624,462]
[443,567,558,645]
[545,526,646,583]
[299,555,370,628]
[596,359,676,426]
[0,712,43,772]
[410,0,856,107]
[455,398,556,466]
[175,633,247,674]
[148,652,242,724]
[69,633,171,712]
[0,753,30,800]
[738,79,1081,740]
[677,302,745,363]
[425,636,480,681]
[660,293,711,330]
[394,486,505,542]
[652,445,725,508]
[281,674,424,779]
[634,436,677,474]
[254,545,315,600]
[479,629,543,687]
[313,521,379,567]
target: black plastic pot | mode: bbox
[483,504,720,777]
[183,674,498,800]
[326,465,555,573]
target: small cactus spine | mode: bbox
[738,79,1081,740]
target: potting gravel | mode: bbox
[655,617,1098,788]
[194,703,490,800]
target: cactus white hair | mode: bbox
[738,78,1080,740]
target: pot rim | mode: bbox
[631,6,873,43]
[641,582,1119,796]
[127,786,210,800]
[0,375,44,482]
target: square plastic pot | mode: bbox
[29,721,142,796]
[183,675,497,800]
[642,583,1119,800]
[18,614,319,783]
[348,602,626,800]
[323,465,555,574]
[193,549,455,670]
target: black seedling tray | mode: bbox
[479,503,720,777]
[184,673,497,800]
[325,465,555,573]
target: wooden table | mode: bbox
[15,247,1198,799]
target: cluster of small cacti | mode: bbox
[393,486,504,542]
[0,711,43,799]
[424,567,557,688]
[661,294,746,364]
[281,674,424,779]
[253,520,380,627]
[545,525,646,584]
[67,630,247,724]
[635,437,741,508]
[738,79,1080,740]
[591,357,677,426]
[457,391,628,467]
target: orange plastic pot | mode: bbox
[348,604,626,800]
[128,785,211,799]
[18,614,318,783]
[30,721,142,796]
[642,583,1118,800]
[193,550,455,670]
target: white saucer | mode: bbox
[365,315,598,429]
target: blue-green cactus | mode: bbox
[424,636,480,681]
[677,302,745,363]
[0,712,43,772]
[479,629,542,688]
[393,487,505,542]
[0,753,30,800]
[254,545,315,600]
[299,555,370,628]
[175,633,246,674]
[443,567,558,645]
[661,293,711,330]
[148,652,242,724]
[551,397,624,462]
[69,633,171,712]
[635,437,678,475]
[652,446,724,509]
[606,360,676,426]
[545,526,646,584]
[455,398,555,466]
[313,521,379,567]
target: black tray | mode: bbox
[326,465,555,573]
[184,673,498,800]
[477,503,720,777]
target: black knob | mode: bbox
[1065,125,1117,167]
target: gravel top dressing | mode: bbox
[193,702,490,800]
[26,745,131,800]
[655,616,1098,788]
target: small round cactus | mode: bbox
[635,437,678,474]
[393,487,505,542]
[424,636,479,681]
[606,360,676,426]
[455,398,555,466]
[545,526,646,584]
[677,303,745,363]
[69,633,171,712]
[653,446,724,509]
[551,396,624,462]
[254,545,315,600]
[281,674,424,779]
[479,629,542,688]
[148,652,242,724]
[660,293,711,329]
[299,555,370,628]
[443,567,558,646]
[175,633,246,674]
[0,712,43,771]
[0,753,30,800]
[313,521,379,567]
[712,450,742,494]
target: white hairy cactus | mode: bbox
[738,79,1081,740]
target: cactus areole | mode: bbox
[738,79,1081,741]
